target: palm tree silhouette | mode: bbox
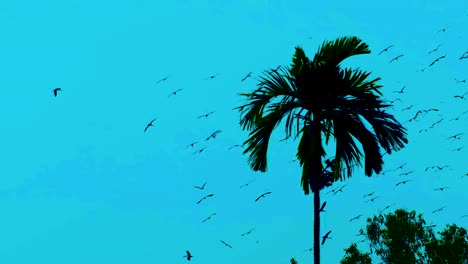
[234,36,408,264]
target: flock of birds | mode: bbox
[48,26,467,262]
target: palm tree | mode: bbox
[234,36,408,264]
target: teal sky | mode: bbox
[0,0,467,263]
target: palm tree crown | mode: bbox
[236,36,408,194]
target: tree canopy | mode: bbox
[340,209,468,263]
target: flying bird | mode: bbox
[241,228,256,237]
[270,65,281,73]
[363,192,375,198]
[379,204,393,214]
[192,147,207,155]
[393,85,406,94]
[319,201,327,213]
[349,215,363,222]
[429,55,446,67]
[447,133,464,140]
[183,250,193,261]
[395,180,412,186]
[185,141,199,149]
[389,54,404,63]
[454,92,468,100]
[198,111,215,118]
[255,191,272,202]
[428,44,442,54]
[228,144,242,150]
[240,180,255,189]
[365,196,380,203]
[393,162,408,171]
[432,206,446,213]
[197,194,214,204]
[220,240,232,248]
[321,230,332,245]
[399,171,414,176]
[378,45,394,55]
[53,88,62,97]
[241,72,253,82]
[204,74,219,80]
[433,186,449,191]
[144,118,157,132]
[194,182,207,190]
[206,129,222,141]
[155,75,169,85]
[202,213,216,223]
[168,88,183,97]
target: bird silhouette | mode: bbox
[349,215,362,222]
[241,72,253,82]
[144,118,157,132]
[454,78,466,83]
[202,213,216,223]
[428,44,442,54]
[363,192,374,198]
[185,141,199,149]
[432,206,446,213]
[395,180,412,186]
[197,194,214,204]
[378,45,394,55]
[205,129,222,141]
[183,250,192,261]
[228,144,242,150]
[155,75,169,86]
[393,162,408,171]
[319,201,327,213]
[365,196,380,203]
[192,147,207,155]
[220,240,232,248]
[321,230,332,245]
[204,74,219,80]
[241,228,255,237]
[270,65,281,73]
[168,88,183,97]
[399,171,414,176]
[393,85,406,94]
[194,181,207,190]
[197,112,215,118]
[437,27,448,33]
[429,55,446,67]
[333,184,347,195]
[53,88,62,97]
[389,54,404,63]
[255,191,272,202]
[379,204,393,214]
[454,92,468,100]
[447,133,463,140]
[240,180,255,189]
[433,187,449,191]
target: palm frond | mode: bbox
[344,114,383,176]
[242,101,301,172]
[360,109,408,154]
[333,115,363,180]
[313,36,370,67]
[236,68,296,131]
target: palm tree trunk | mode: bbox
[313,188,320,264]
[309,118,323,264]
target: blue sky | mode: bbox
[0,0,467,263]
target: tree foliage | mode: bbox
[340,209,468,263]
